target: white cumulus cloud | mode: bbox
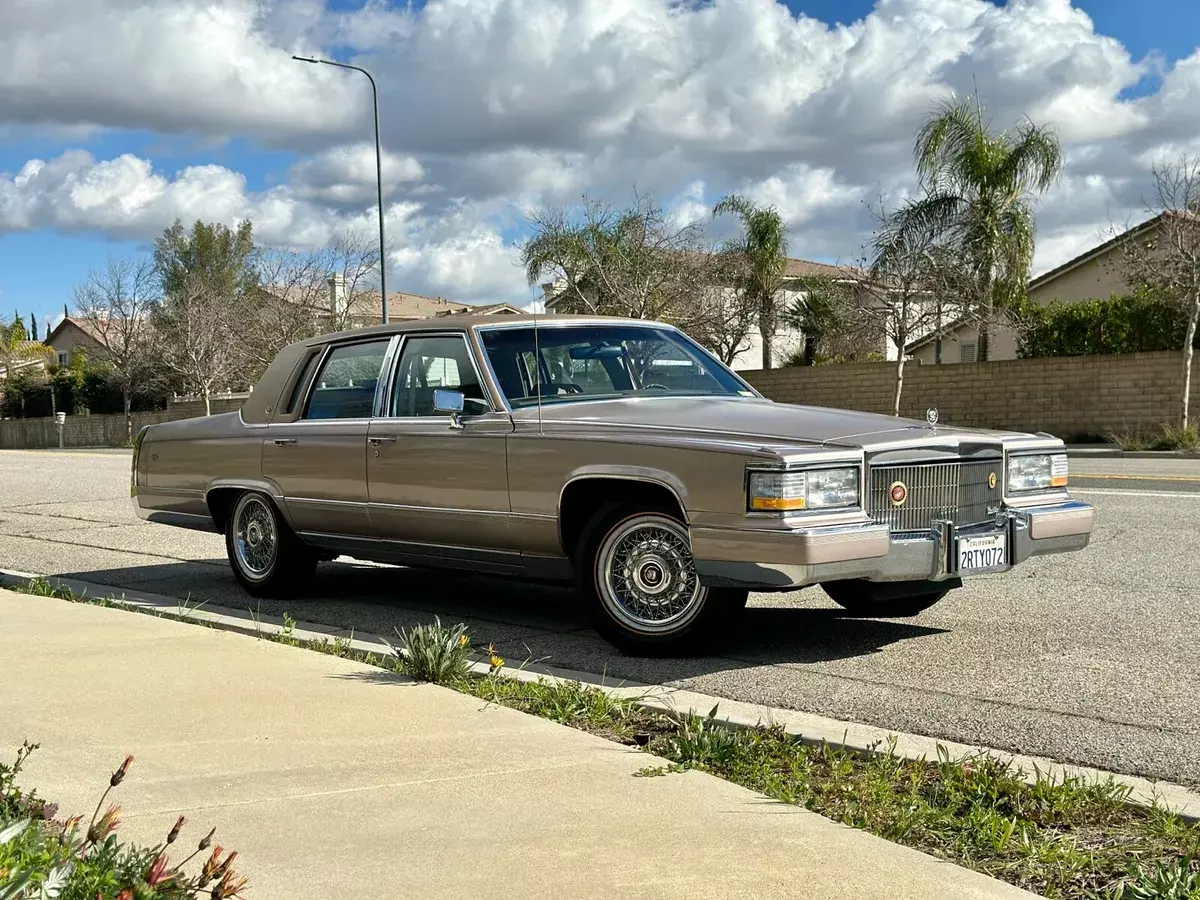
[0,0,1198,301]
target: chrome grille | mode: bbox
[868,459,1001,536]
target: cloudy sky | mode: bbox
[1,0,1198,331]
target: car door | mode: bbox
[366,332,515,567]
[262,337,393,538]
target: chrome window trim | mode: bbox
[297,336,394,422]
[378,330,497,420]
[472,320,761,412]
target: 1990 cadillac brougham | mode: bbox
[132,315,1094,654]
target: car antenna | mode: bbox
[533,297,543,435]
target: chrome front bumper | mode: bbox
[693,500,1094,591]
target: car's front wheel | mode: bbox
[821,578,958,618]
[577,502,747,656]
[225,491,316,597]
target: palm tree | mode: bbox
[882,93,1061,361]
[712,195,789,369]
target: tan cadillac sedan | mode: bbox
[132,314,1094,654]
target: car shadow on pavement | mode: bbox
[52,558,947,682]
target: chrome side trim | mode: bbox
[144,486,205,498]
[298,531,523,574]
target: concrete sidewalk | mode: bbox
[0,590,1033,900]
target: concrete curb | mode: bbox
[3,567,1197,822]
[1065,446,1200,459]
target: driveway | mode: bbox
[1,448,1198,786]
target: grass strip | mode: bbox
[8,576,1200,900]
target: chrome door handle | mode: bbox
[368,435,398,445]
[272,438,297,446]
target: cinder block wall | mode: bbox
[0,396,247,450]
[742,351,1200,439]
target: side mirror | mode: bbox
[433,389,466,430]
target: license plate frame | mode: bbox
[956,531,1009,575]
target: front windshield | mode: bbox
[479,324,755,408]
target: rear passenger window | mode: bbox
[303,340,389,420]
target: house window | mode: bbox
[57,352,68,367]
[959,343,977,364]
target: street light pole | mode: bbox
[292,55,389,323]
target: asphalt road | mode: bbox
[2,449,1198,786]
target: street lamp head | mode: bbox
[292,54,322,64]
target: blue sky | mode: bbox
[2,0,1198,332]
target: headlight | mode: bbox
[748,467,859,512]
[1007,453,1068,493]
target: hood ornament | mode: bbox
[925,407,939,431]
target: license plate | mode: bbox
[957,533,1008,574]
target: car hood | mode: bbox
[519,395,1024,449]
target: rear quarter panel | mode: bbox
[138,413,264,518]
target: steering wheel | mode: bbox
[546,382,584,394]
[644,383,669,391]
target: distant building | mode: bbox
[908,215,1163,365]
[43,317,107,368]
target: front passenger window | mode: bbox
[303,340,389,420]
[390,335,488,417]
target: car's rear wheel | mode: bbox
[821,578,957,618]
[225,491,316,598]
[576,502,747,656]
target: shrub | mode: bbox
[390,617,472,684]
[1017,289,1199,358]
[656,705,742,769]
[1108,424,1200,452]
[0,743,248,899]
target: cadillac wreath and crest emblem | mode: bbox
[988,471,998,490]
[889,481,908,507]
[925,407,939,428]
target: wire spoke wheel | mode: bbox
[596,515,707,634]
[233,495,278,580]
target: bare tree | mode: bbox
[521,193,718,334]
[862,204,979,415]
[1120,155,1200,431]
[683,252,761,365]
[244,248,327,378]
[152,273,242,416]
[73,257,161,442]
[322,227,383,333]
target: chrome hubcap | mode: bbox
[597,516,706,633]
[234,496,277,579]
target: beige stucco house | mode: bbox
[908,215,1160,365]
[43,317,107,368]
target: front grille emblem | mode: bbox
[889,481,908,507]
[988,471,998,490]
